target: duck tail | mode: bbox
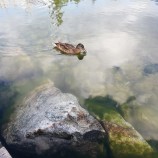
[54,41,61,45]
[52,43,57,47]
[53,41,62,47]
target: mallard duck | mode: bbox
[54,42,87,55]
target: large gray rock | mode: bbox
[0,142,12,158]
[2,83,105,158]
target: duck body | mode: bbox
[54,42,86,55]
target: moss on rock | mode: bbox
[85,96,154,158]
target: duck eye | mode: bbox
[81,44,84,48]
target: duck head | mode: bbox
[76,43,87,55]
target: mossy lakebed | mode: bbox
[85,96,157,158]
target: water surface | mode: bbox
[1,0,158,151]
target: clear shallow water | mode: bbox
[0,0,158,147]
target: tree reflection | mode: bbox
[0,0,90,26]
[48,0,81,26]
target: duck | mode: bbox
[54,42,87,55]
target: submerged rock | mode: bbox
[103,117,153,158]
[85,96,154,158]
[144,63,158,75]
[2,83,105,158]
[0,141,12,158]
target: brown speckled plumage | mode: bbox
[55,42,86,55]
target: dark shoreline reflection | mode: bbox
[0,80,18,125]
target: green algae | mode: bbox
[85,96,154,158]
[109,125,153,158]
[85,95,118,119]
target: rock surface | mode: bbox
[103,119,153,158]
[85,96,154,158]
[2,83,106,158]
[0,142,12,158]
[144,63,158,75]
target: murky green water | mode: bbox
[1,0,158,155]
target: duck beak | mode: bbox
[83,49,87,54]
[81,50,87,56]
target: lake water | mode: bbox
[0,0,158,154]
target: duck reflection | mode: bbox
[55,51,86,60]
[54,52,86,60]
[77,53,86,60]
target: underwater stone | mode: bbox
[144,63,158,75]
[103,120,153,158]
[85,97,154,158]
[2,83,105,158]
[0,142,12,158]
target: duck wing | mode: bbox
[55,42,75,54]
[64,43,75,49]
[55,42,75,49]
